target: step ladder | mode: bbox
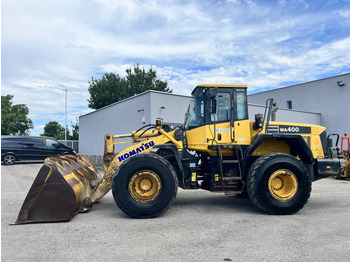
[217,144,245,195]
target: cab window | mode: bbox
[235,89,248,120]
[185,87,205,129]
[211,93,231,122]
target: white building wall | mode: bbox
[79,92,152,155]
[248,104,321,125]
[79,91,191,156]
[248,73,350,135]
[149,92,191,125]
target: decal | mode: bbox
[267,125,279,134]
[191,172,197,181]
[118,141,155,162]
[279,125,311,134]
[215,128,230,132]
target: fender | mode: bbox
[153,144,184,174]
[246,134,314,164]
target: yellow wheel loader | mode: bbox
[12,84,349,224]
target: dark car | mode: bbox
[1,136,76,165]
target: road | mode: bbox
[2,162,350,262]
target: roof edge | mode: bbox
[249,72,350,96]
[80,90,190,118]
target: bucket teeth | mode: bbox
[12,155,102,225]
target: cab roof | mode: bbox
[196,84,247,88]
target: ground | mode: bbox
[2,162,350,262]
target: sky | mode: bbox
[2,0,350,136]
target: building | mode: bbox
[248,73,350,136]
[79,91,191,157]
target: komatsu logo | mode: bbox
[118,141,155,162]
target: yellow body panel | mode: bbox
[186,119,326,158]
[251,138,290,156]
[186,122,232,155]
[233,119,252,145]
[254,121,326,158]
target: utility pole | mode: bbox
[64,88,67,141]
[56,86,68,141]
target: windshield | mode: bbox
[185,87,205,130]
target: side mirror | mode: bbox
[207,87,218,99]
[211,98,217,114]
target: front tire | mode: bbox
[112,153,178,218]
[246,153,312,215]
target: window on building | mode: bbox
[287,100,293,109]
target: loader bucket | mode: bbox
[12,155,102,225]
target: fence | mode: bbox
[59,140,79,153]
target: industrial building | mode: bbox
[248,73,350,136]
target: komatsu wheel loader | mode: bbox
[12,84,349,224]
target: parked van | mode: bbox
[1,136,76,165]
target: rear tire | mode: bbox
[246,153,311,215]
[112,153,178,218]
[3,154,16,165]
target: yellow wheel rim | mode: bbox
[129,170,162,203]
[268,169,298,201]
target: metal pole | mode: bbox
[65,89,67,141]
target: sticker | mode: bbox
[191,173,196,182]
[215,174,219,181]
[190,163,196,167]
[279,125,311,134]
[267,125,279,134]
[238,138,246,142]
[215,128,230,132]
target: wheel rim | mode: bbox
[128,170,162,203]
[268,169,298,201]
[5,155,15,165]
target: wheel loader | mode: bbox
[327,133,350,179]
[12,84,349,224]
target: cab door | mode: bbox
[209,92,232,143]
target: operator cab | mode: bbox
[185,84,248,130]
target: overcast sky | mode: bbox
[2,0,350,136]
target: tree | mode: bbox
[87,64,172,109]
[41,121,66,140]
[1,95,34,135]
[70,120,79,140]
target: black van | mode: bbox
[1,136,76,165]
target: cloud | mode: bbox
[2,0,350,135]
